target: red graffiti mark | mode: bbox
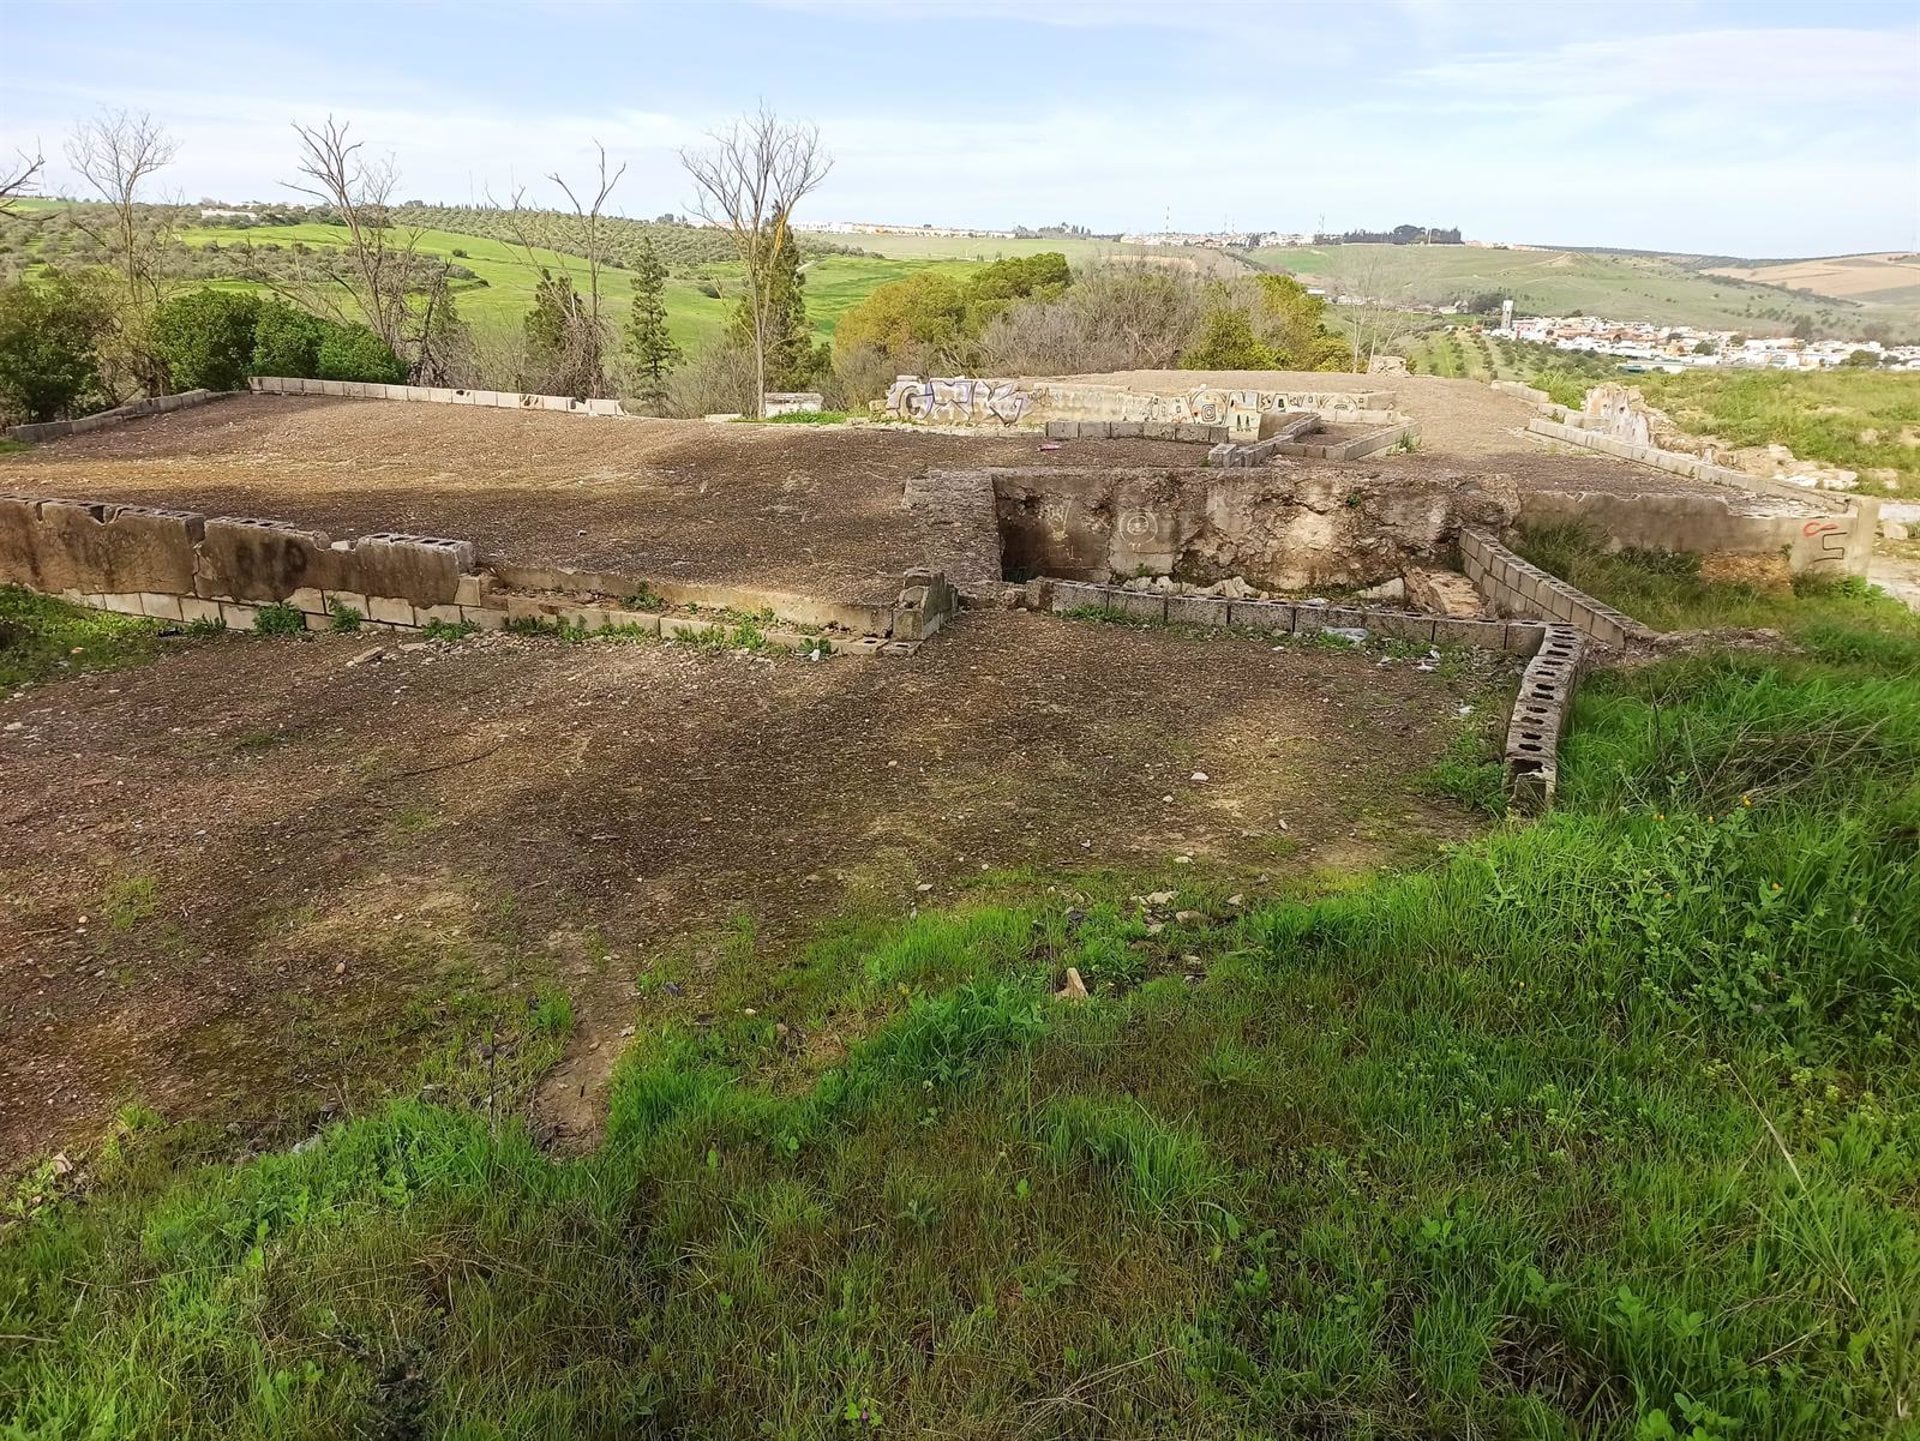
[1803,519,1842,538]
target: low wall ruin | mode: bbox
[1003,576,1578,811]
[1459,528,1653,649]
[0,491,942,649]
[876,376,1399,433]
[1524,416,1878,577]
[249,376,627,417]
[3,389,229,443]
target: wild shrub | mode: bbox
[150,289,260,391]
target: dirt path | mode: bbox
[0,614,1516,1167]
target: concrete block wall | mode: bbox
[1029,577,1547,654]
[1504,625,1584,810]
[1459,528,1654,649]
[3,389,229,443]
[0,493,493,634]
[249,377,630,419]
[487,561,899,638]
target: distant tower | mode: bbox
[1501,298,1514,331]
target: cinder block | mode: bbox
[221,603,260,629]
[1110,421,1143,439]
[366,596,415,626]
[1166,595,1230,627]
[138,592,184,621]
[1172,422,1209,443]
[605,611,660,635]
[1142,422,1178,441]
[1369,612,1436,644]
[1048,581,1110,614]
[1431,617,1504,649]
[453,574,491,607]
[461,606,508,630]
[1114,591,1167,622]
[1228,600,1294,632]
[1502,623,1547,655]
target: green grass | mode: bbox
[1249,243,1917,337]
[1515,522,1920,639]
[4,583,1920,1436]
[176,226,986,354]
[0,585,168,689]
[1633,370,1920,499]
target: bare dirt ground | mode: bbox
[1058,368,1542,458]
[0,613,1516,1169]
[0,397,1199,603]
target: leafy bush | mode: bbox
[150,290,261,392]
[0,269,115,422]
[316,322,406,384]
[250,301,327,378]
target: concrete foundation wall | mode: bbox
[984,465,1520,591]
[1459,528,1653,648]
[3,389,230,443]
[1526,416,1878,578]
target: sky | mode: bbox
[4,0,1918,258]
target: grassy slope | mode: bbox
[173,224,986,351]
[3,584,1919,1437]
[1632,370,1920,498]
[1251,244,1917,336]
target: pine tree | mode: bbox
[624,237,680,414]
[524,267,604,399]
[730,210,818,392]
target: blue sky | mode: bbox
[4,0,1917,256]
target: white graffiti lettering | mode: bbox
[885,375,1032,426]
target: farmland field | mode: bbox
[175,222,984,350]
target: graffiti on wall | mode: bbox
[1801,517,1847,569]
[886,376,1032,426]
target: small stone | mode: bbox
[1226,894,1244,907]
[1172,854,1193,865]
[1190,771,1208,782]
[915,882,933,892]
[1055,967,1089,1001]
[333,961,346,975]
[1175,909,1202,922]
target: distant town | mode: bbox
[1496,313,1920,372]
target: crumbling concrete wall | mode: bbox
[1525,415,1878,576]
[0,495,205,597]
[1505,625,1584,810]
[982,466,1519,590]
[0,493,485,631]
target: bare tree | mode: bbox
[64,109,179,306]
[0,147,44,214]
[1320,250,1418,373]
[680,105,831,416]
[492,141,625,396]
[281,116,421,354]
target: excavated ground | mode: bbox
[0,396,1197,604]
[0,613,1519,1167]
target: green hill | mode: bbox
[1249,243,1920,339]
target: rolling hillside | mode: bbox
[1249,243,1920,338]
